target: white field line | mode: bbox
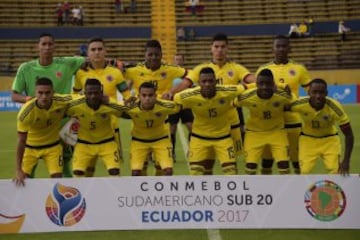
[177,123,223,240]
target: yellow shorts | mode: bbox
[22,143,63,175]
[245,129,289,164]
[299,134,341,174]
[262,126,300,161]
[72,140,120,172]
[188,134,236,165]
[130,137,173,170]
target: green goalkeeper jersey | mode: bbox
[12,56,84,95]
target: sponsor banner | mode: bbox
[0,91,22,111]
[299,85,357,104]
[0,175,359,233]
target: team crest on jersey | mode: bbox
[197,103,202,106]
[101,114,107,119]
[56,71,63,79]
[155,112,162,117]
[272,101,281,107]
[161,72,167,79]
[323,115,330,121]
[228,70,234,77]
[36,117,40,122]
[252,104,257,108]
[219,99,226,104]
[140,72,144,77]
[106,75,113,82]
[289,69,296,76]
[55,109,61,114]
[80,114,85,118]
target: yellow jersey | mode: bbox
[66,97,127,143]
[174,85,245,138]
[124,63,187,96]
[127,100,180,140]
[186,61,250,85]
[17,94,71,146]
[256,60,311,124]
[234,88,293,131]
[290,97,350,137]
[74,65,127,99]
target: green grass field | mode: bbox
[0,105,359,240]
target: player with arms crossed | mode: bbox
[14,77,72,186]
[288,78,354,175]
[174,67,246,175]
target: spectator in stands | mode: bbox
[130,0,137,13]
[306,16,314,37]
[79,6,84,25]
[115,0,122,13]
[338,20,351,41]
[288,23,299,38]
[298,21,309,37]
[177,27,186,41]
[189,0,199,16]
[63,1,71,25]
[187,28,196,41]
[71,6,81,25]
[56,3,64,26]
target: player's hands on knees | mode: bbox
[102,94,110,104]
[13,169,27,187]
[161,92,173,100]
[124,96,137,107]
[338,160,350,176]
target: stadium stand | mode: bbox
[175,0,360,26]
[0,0,151,27]
[0,0,359,75]
[176,32,360,71]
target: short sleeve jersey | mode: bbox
[124,63,186,96]
[74,65,126,99]
[13,57,85,95]
[127,100,180,140]
[290,97,350,137]
[174,85,245,138]
[17,94,72,146]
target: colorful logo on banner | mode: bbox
[0,213,25,233]
[304,180,346,221]
[45,183,86,226]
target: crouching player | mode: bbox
[127,82,180,176]
[66,78,128,177]
[234,69,293,174]
[14,77,72,186]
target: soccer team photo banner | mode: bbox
[1,175,359,233]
